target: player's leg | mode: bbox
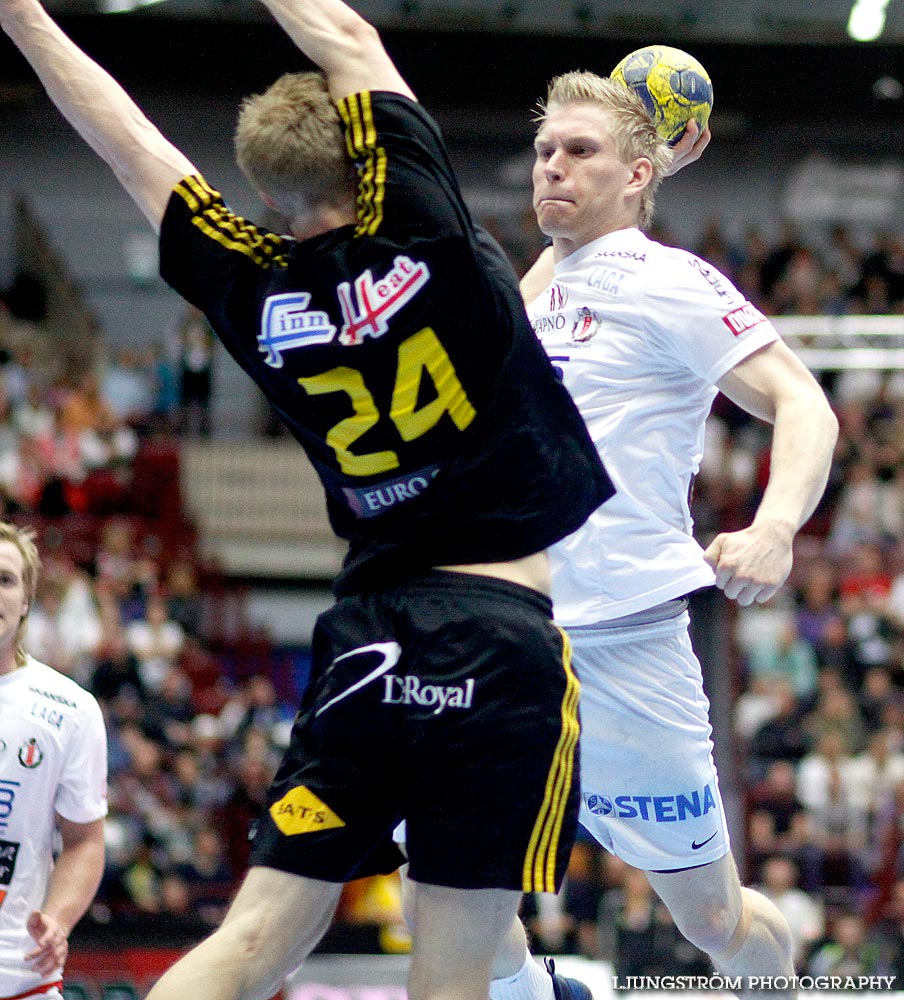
[646,853,794,982]
[400,575,593,1000]
[401,865,585,1000]
[145,866,343,1000]
[407,883,523,1000]
[572,614,794,987]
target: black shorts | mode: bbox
[250,570,581,892]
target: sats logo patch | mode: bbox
[270,786,345,836]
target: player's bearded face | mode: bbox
[532,104,638,246]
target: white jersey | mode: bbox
[0,657,107,996]
[528,227,779,625]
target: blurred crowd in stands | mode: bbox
[6,214,904,972]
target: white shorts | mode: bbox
[572,611,730,872]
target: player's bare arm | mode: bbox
[24,816,105,977]
[519,247,555,306]
[0,0,196,230]
[705,339,839,606]
[257,0,415,102]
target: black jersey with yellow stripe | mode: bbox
[160,91,612,597]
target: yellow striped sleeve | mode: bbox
[172,175,288,270]
[522,626,581,893]
[337,92,388,238]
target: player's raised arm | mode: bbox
[0,0,196,231]
[257,0,415,102]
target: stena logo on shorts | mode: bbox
[585,783,717,823]
[382,676,475,715]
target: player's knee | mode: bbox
[676,897,742,957]
[744,887,794,957]
[707,887,793,966]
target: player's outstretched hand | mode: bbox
[703,521,794,606]
[24,910,68,977]
[664,119,710,176]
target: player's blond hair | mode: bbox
[234,72,358,221]
[536,71,673,231]
[0,522,41,667]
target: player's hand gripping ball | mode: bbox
[611,45,713,146]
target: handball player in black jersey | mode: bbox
[0,0,612,998]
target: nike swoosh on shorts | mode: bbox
[691,831,718,850]
[314,641,403,717]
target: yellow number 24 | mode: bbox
[296,327,477,477]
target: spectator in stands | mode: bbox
[171,748,230,814]
[90,617,147,706]
[749,761,807,849]
[120,833,164,915]
[745,618,818,701]
[806,911,886,976]
[147,341,181,434]
[216,753,272,877]
[812,615,860,685]
[154,872,215,940]
[218,673,290,755]
[858,666,900,733]
[756,856,824,970]
[94,519,158,622]
[101,347,157,430]
[174,826,233,926]
[797,729,859,814]
[734,675,787,745]
[163,558,204,638]
[598,864,708,977]
[125,593,184,694]
[801,674,866,752]
[797,729,870,892]
[749,683,809,775]
[795,558,841,647]
[142,666,195,748]
[33,402,89,515]
[12,381,52,440]
[26,552,102,685]
[871,878,904,971]
[177,306,214,437]
[847,728,904,842]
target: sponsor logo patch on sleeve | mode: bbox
[722,302,767,336]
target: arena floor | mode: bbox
[285,954,904,999]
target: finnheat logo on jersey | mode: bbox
[723,302,767,337]
[338,255,430,346]
[0,779,18,832]
[258,292,338,367]
[17,738,43,769]
[585,783,717,823]
[549,283,568,311]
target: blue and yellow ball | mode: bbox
[611,45,713,146]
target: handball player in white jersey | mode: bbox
[503,74,837,987]
[0,523,107,1000]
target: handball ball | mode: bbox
[611,45,713,146]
